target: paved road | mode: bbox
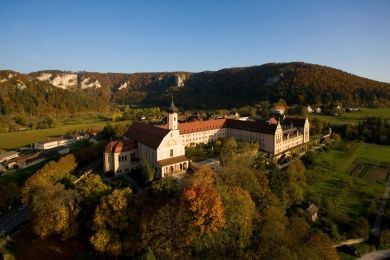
[371,174,390,237]
[358,249,390,260]
[0,206,29,236]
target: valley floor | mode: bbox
[0,120,130,151]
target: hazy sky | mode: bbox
[0,0,389,82]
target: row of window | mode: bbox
[118,155,127,162]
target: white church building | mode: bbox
[104,99,310,178]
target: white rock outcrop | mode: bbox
[36,73,52,81]
[80,77,101,89]
[118,82,128,90]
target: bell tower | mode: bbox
[168,96,178,130]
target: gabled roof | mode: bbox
[105,140,137,153]
[158,118,278,135]
[126,123,170,149]
[178,119,228,134]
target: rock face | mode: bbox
[177,74,185,87]
[36,72,78,89]
[80,77,101,89]
[35,72,101,90]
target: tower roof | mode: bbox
[168,96,178,113]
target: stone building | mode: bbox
[104,99,310,178]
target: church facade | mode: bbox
[104,100,310,178]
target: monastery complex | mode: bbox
[104,100,310,178]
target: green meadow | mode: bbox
[304,142,390,239]
[0,120,131,151]
[310,107,390,125]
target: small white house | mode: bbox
[307,105,313,113]
[315,107,322,114]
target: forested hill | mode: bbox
[31,62,390,109]
[1,62,390,118]
[173,62,390,108]
[0,71,110,117]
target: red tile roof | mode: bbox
[159,118,277,135]
[126,123,170,148]
[177,119,227,134]
[105,140,137,153]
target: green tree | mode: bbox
[380,229,390,249]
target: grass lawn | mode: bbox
[0,120,131,151]
[304,142,390,239]
[310,107,390,125]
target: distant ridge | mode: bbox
[1,62,389,119]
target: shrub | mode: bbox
[150,178,179,199]
[301,151,316,167]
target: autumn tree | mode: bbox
[28,183,80,240]
[180,183,225,235]
[90,187,133,256]
[76,174,110,206]
[22,154,79,240]
[145,203,194,259]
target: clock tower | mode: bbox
[168,97,178,130]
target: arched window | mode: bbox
[170,149,173,157]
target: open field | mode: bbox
[310,107,390,125]
[304,142,390,239]
[0,120,131,151]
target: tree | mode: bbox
[0,182,20,212]
[29,183,80,240]
[285,158,306,207]
[22,154,79,240]
[90,188,133,256]
[149,177,179,199]
[145,203,194,259]
[76,174,110,206]
[101,122,116,139]
[192,165,215,186]
[301,151,316,167]
[380,229,390,249]
[220,138,238,165]
[141,163,155,184]
[180,183,225,234]
[220,187,256,250]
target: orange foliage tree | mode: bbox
[180,183,225,234]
